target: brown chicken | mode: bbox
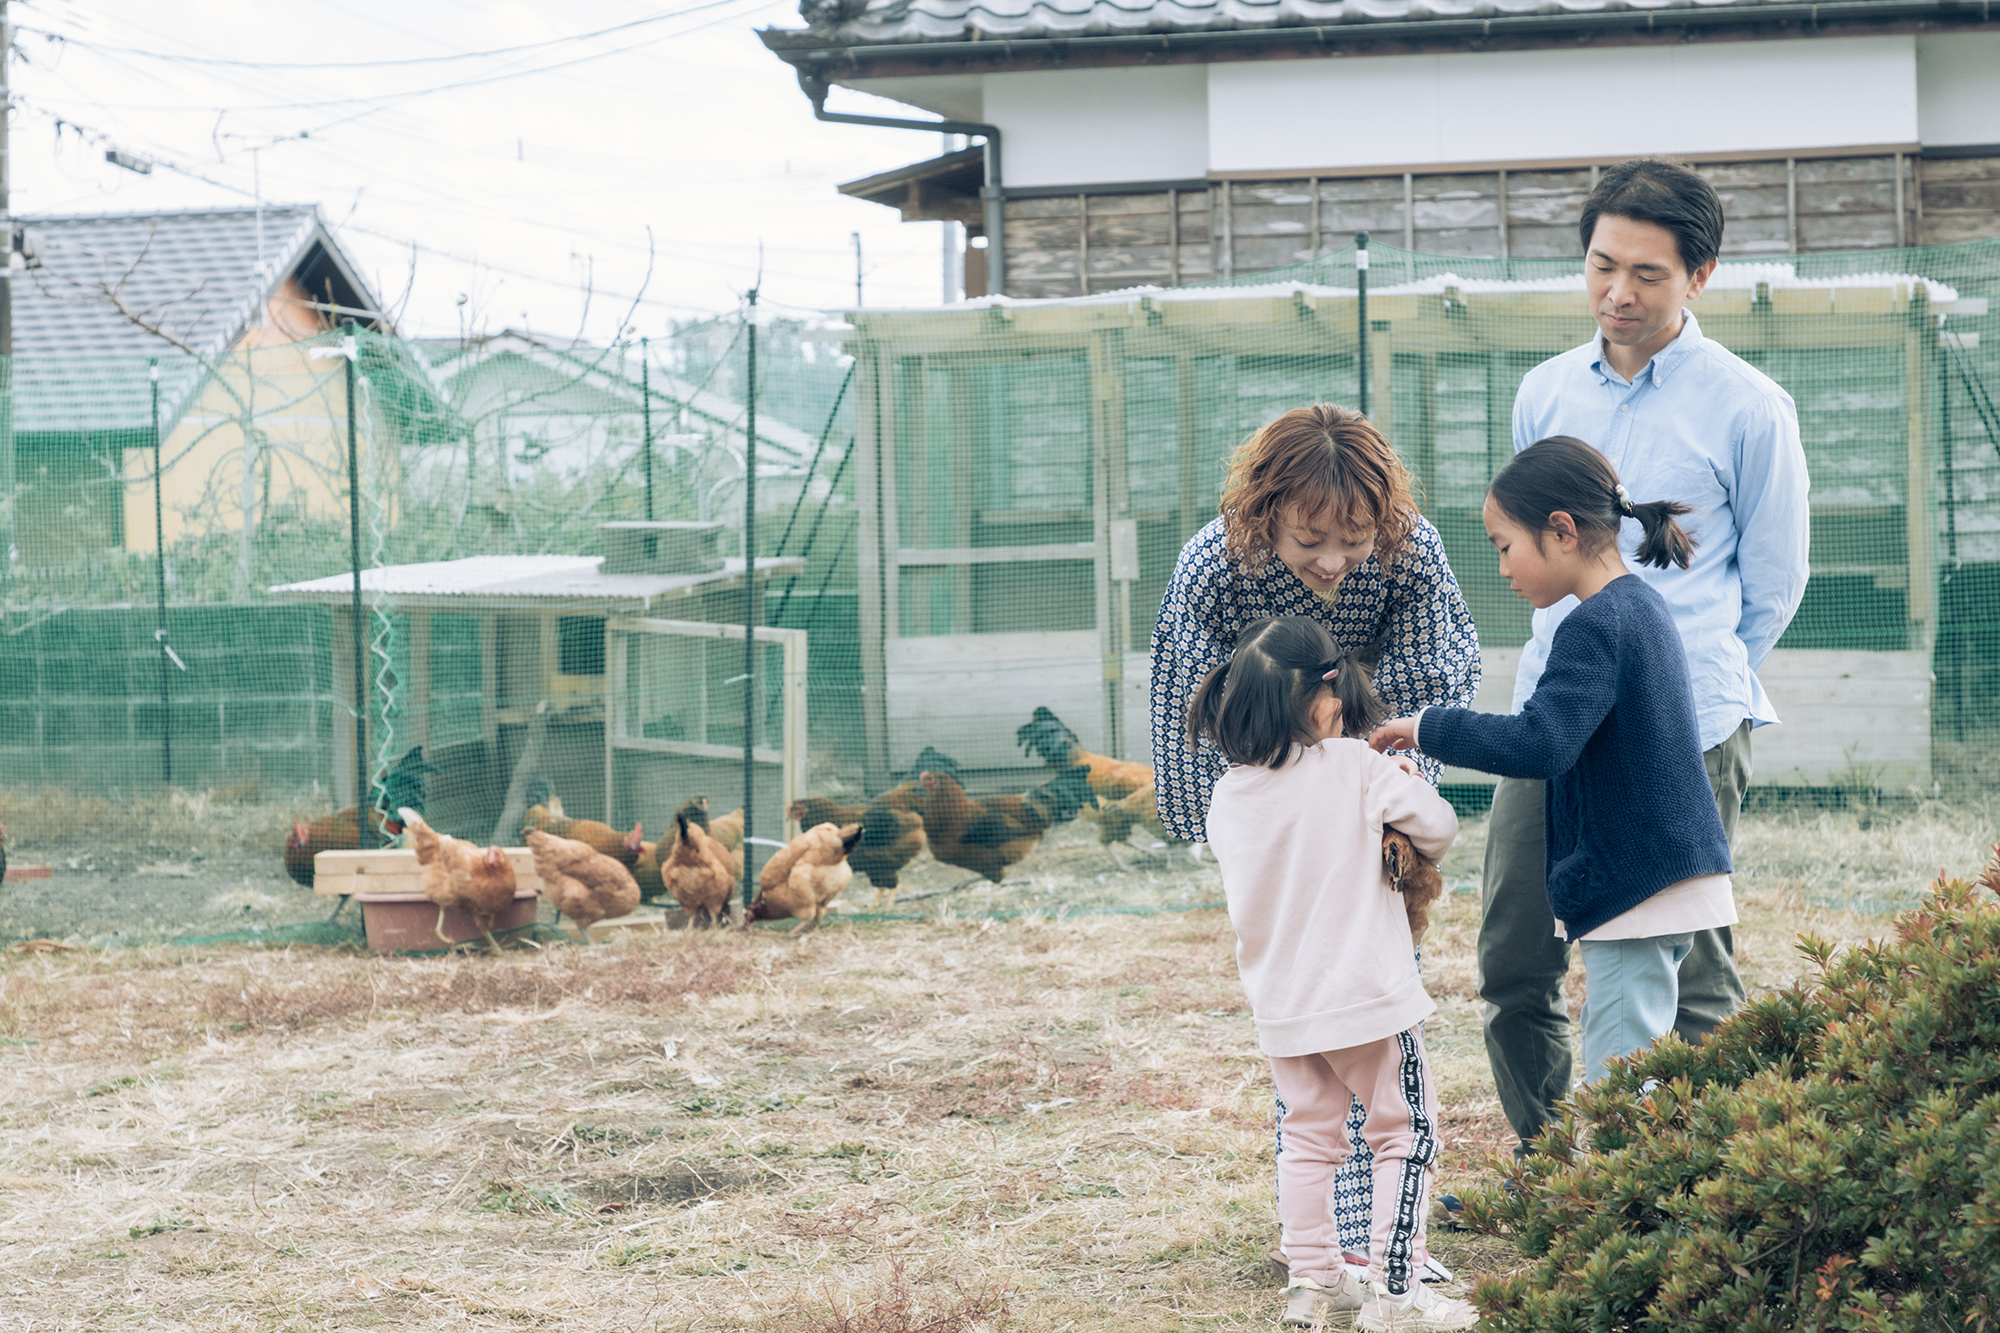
[401,810,517,953]
[675,796,746,856]
[1382,829,1446,941]
[283,746,440,886]
[285,806,395,887]
[524,828,641,944]
[1079,781,1173,847]
[521,798,644,868]
[789,795,865,828]
[631,839,665,902]
[663,807,739,927]
[789,799,926,911]
[745,822,865,934]
[912,765,1097,886]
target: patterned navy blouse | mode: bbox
[1150,514,1483,843]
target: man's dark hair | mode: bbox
[1578,158,1725,274]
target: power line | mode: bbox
[15,0,772,115]
[15,6,722,70]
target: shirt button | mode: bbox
[1619,404,1630,412]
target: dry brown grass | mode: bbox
[0,783,323,858]
[0,806,1976,1332]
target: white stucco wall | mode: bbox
[845,31,1992,187]
[1208,36,1921,172]
[1917,32,2000,147]
[978,64,1209,187]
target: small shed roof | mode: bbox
[270,554,807,614]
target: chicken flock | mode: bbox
[286,704,1439,946]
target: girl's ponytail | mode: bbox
[1629,497,1697,570]
[1492,436,1700,571]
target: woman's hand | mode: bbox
[1370,716,1421,754]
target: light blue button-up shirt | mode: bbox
[1509,310,1811,751]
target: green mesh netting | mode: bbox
[1,239,1995,944]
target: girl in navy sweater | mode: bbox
[1370,436,1733,1090]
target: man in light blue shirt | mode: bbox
[1481,159,1810,1158]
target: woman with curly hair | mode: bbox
[1150,402,1481,1323]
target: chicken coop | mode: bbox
[271,520,809,842]
[837,249,1991,792]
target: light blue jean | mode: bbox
[1577,933,1694,1085]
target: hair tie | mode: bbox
[1614,483,1635,516]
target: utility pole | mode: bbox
[852,232,862,308]
[741,288,759,913]
[640,336,653,521]
[0,0,14,596]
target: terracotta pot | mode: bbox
[357,890,539,952]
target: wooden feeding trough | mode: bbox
[312,847,673,951]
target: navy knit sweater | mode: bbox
[1418,575,1731,939]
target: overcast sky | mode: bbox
[11,0,961,341]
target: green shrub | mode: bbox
[1464,852,2000,1332]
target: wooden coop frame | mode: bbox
[843,271,1971,791]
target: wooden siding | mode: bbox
[999,152,2000,297]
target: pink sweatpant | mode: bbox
[1270,1026,1440,1294]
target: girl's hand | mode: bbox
[1370,716,1420,754]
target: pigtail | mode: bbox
[1630,497,1697,570]
[1322,650,1391,739]
[1186,659,1231,748]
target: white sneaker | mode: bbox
[1281,1270,1367,1329]
[1355,1279,1479,1331]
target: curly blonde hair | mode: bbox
[1218,403,1419,574]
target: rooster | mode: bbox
[1014,708,1167,848]
[401,810,517,953]
[524,828,641,944]
[520,776,643,867]
[663,806,739,928]
[746,822,865,934]
[284,746,440,887]
[1015,708,1151,802]
[912,765,1096,887]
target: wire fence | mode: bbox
[0,236,1996,944]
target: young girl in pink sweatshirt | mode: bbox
[1192,615,1477,1332]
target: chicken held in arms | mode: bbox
[745,821,865,934]
[401,810,517,953]
[524,828,641,944]
[912,765,1097,887]
[664,805,738,927]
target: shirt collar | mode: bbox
[1589,308,1704,387]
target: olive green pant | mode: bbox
[1477,721,1751,1152]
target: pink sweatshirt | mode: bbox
[1205,738,1460,1057]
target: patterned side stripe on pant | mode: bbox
[1381,1028,1438,1293]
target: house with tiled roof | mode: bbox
[9,204,407,571]
[762,0,2000,297]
